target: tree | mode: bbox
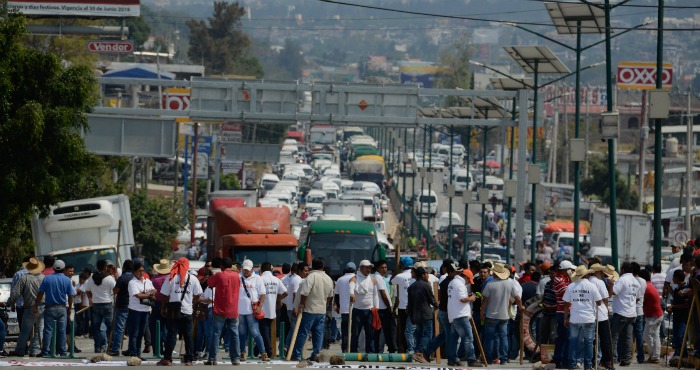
[187,2,263,77]
[129,191,184,265]
[0,15,101,270]
[581,155,639,210]
[435,32,473,90]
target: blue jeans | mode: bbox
[483,318,509,363]
[291,313,325,360]
[42,305,68,356]
[286,310,296,349]
[452,316,476,363]
[413,318,433,354]
[196,308,212,353]
[209,314,240,362]
[110,307,129,353]
[634,315,645,363]
[350,308,373,353]
[425,310,449,358]
[553,313,569,366]
[404,314,416,353]
[672,316,687,357]
[15,305,43,355]
[568,322,595,369]
[126,310,149,356]
[91,303,113,352]
[238,314,265,356]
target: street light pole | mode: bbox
[573,20,583,264]
[531,61,540,263]
[480,128,488,261]
[653,0,665,266]
[449,125,455,260]
[464,127,472,260]
[507,98,516,254]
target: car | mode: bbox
[434,212,462,231]
[0,278,19,340]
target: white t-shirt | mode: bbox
[284,274,302,308]
[634,276,646,316]
[563,278,602,324]
[86,275,116,304]
[665,266,682,290]
[391,269,414,310]
[128,277,156,312]
[537,275,551,298]
[203,287,213,308]
[239,273,266,315]
[334,273,354,314]
[375,272,390,310]
[261,271,287,319]
[160,273,203,315]
[612,273,640,318]
[352,272,376,310]
[588,276,610,321]
[447,275,471,322]
[535,231,544,242]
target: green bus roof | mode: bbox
[307,220,376,236]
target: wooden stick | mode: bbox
[519,314,524,365]
[285,312,303,361]
[594,305,599,370]
[678,288,697,369]
[76,305,91,315]
[432,281,440,364]
[469,316,488,367]
[272,318,277,358]
[347,302,353,352]
[106,307,118,353]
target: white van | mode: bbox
[321,182,340,200]
[413,190,438,217]
[447,169,472,194]
[484,176,504,203]
[305,189,327,209]
[259,173,280,191]
[431,144,450,163]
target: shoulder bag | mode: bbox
[139,280,155,307]
[166,274,190,320]
[370,277,382,331]
[242,276,265,320]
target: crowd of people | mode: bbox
[0,245,698,368]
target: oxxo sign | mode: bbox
[87,40,134,54]
[617,61,673,90]
[162,88,191,112]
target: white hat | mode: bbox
[559,260,575,270]
[359,260,373,267]
[242,259,254,271]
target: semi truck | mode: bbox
[205,190,259,258]
[212,207,297,267]
[31,194,134,274]
[349,155,385,190]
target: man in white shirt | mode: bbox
[610,262,640,366]
[563,266,602,370]
[333,262,356,352]
[447,267,481,367]
[631,262,647,364]
[85,259,117,353]
[238,259,268,361]
[284,262,308,351]
[158,258,203,366]
[350,260,376,353]
[391,257,416,354]
[259,262,287,358]
[589,263,613,369]
[373,260,396,353]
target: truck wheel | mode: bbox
[521,297,544,355]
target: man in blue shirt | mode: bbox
[34,260,75,357]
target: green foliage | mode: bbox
[24,19,99,68]
[581,156,639,210]
[435,33,473,90]
[129,191,183,265]
[187,2,262,77]
[219,174,242,191]
[126,12,152,49]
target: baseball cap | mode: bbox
[106,260,115,267]
[345,262,357,271]
[242,259,254,271]
[559,260,575,270]
[359,260,373,268]
[462,269,475,284]
[539,260,551,271]
[414,266,427,276]
[53,260,66,271]
[451,263,463,272]
[400,257,414,269]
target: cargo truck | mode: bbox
[212,207,297,267]
[589,207,652,264]
[349,155,385,190]
[322,199,364,221]
[31,194,134,275]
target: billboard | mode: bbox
[617,61,673,90]
[8,0,140,18]
[399,63,443,88]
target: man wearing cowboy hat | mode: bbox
[563,265,602,370]
[3,257,45,357]
[85,259,117,354]
[480,263,524,365]
[149,259,174,355]
[589,263,614,369]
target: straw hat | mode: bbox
[589,263,604,272]
[153,259,174,274]
[492,263,510,280]
[23,257,44,274]
[602,264,619,282]
[571,265,593,282]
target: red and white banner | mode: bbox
[221,121,243,143]
[161,88,190,112]
[8,0,140,17]
[617,61,673,90]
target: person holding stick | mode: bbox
[349,260,376,354]
[563,265,602,370]
[85,259,117,354]
[333,262,355,353]
[3,257,45,357]
[259,261,287,359]
[447,265,483,367]
[390,257,415,354]
[289,258,334,362]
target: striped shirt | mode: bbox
[553,272,571,313]
[650,273,665,296]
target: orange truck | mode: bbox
[212,207,297,267]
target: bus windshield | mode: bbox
[53,249,118,274]
[234,248,297,267]
[309,234,377,277]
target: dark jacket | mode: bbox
[407,278,438,323]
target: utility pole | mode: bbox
[551,84,560,183]
[652,0,665,266]
[190,123,200,245]
[686,88,693,231]
[563,88,570,184]
[639,92,648,212]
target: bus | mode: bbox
[297,220,387,278]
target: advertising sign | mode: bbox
[87,40,134,54]
[221,122,243,144]
[162,87,190,112]
[9,0,140,17]
[617,62,673,90]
